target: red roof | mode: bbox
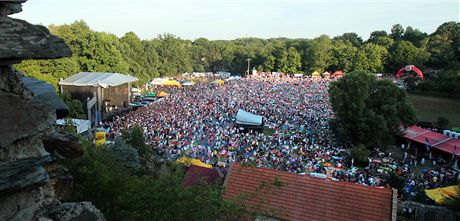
[404,126,460,157]
[223,163,396,221]
[181,165,223,186]
[333,70,344,76]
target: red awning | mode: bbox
[404,126,460,157]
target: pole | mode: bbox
[246,58,251,76]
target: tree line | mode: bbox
[15,20,460,87]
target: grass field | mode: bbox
[407,93,460,127]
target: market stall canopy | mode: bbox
[144,91,156,97]
[150,78,168,86]
[323,71,331,78]
[176,157,213,168]
[404,126,460,157]
[212,79,225,86]
[236,109,263,126]
[157,91,169,97]
[182,80,196,86]
[311,71,321,76]
[161,80,183,88]
[425,185,459,204]
[59,72,138,88]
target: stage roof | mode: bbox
[60,72,138,88]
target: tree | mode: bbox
[436,117,450,129]
[354,43,388,73]
[390,24,405,40]
[329,70,416,148]
[334,32,363,47]
[121,125,151,157]
[330,40,357,72]
[68,138,247,221]
[59,92,85,118]
[402,26,428,47]
[367,30,388,43]
[305,35,332,72]
[279,47,301,73]
[387,40,429,71]
[155,33,193,76]
[427,22,460,68]
[119,32,150,83]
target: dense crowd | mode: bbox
[107,75,459,191]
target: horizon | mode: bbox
[12,0,460,41]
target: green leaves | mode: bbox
[14,20,459,87]
[67,139,246,221]
[329,71,416,148]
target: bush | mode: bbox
[350,144,371,167]
[436,117,449,129]
[106,137,140,170]
[121,125,151,157]
[66,138,246,221]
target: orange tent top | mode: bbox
[157,91,169,97]
[333,70,344,77]
[323,71,331,77]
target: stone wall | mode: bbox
[0,1,105,220]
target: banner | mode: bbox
[95,129,106,146]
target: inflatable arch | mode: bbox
[396,65,424,79]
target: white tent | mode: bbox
[56,118,91,134]
[59,72,138,88]
[150,78,169,86]
[236,109,263,126]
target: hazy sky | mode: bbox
[13,0,460,40]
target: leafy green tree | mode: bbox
[330,40,358,72]
[387,40,429,71]
[436,117,450,129]
[155,33,193,76]
[119,32,150,83]
[433,70,460,96]
[142,40,161,79]
[67,138,247,221]
[427,22,460,68]
[121,125,151,157]
[372,36,394,50]
[305,35,332,72]
[59,92,85,118]
[367,30,388,43]
[402,26,428,47]
[334,32,363,47]
[350,144,370,166]
[329,70,416,148]
[279,47,301,73]
[390,24,405,40]
[354,43,388,73]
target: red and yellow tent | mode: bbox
[157,91,169,97]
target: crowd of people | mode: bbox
[107,74,459,192]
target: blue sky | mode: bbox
[13,0,459,40]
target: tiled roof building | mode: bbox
[223,163,397,221]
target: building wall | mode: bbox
[102,83,129,110]
[61,83,131,122]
